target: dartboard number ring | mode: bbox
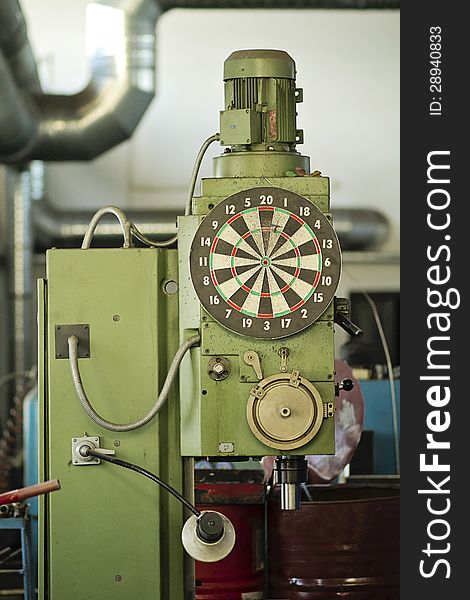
[190,187,341,339]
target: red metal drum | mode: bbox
[195,470,265,599]
[268,484,399,599]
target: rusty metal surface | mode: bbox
[267,484,399,599]
[195,469,264,484]
[195,470,265,504]
[195,483,265,505]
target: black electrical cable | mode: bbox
[87,450,200,517]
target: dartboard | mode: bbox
[190,187,341,339]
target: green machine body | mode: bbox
[179,51,348,511]
[38,49,352,599]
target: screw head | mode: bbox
[163,280,178,295]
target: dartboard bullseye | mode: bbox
[190,187,341,339]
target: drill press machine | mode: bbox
[38,49,355,599]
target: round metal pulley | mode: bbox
[246,372,324,450]
[182,511,236,563]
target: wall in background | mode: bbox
[17,2,399,252]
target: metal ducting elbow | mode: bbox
[32,0,160,161]
[0,0,159,163]
[0,0,399,164]
[0,0,41,162]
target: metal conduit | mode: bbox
[0,0,41,93]
[0,0,399,164]
[0,0,160,163]
[5,168,33,396]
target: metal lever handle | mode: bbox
[334,312,363,337]
[244,351,263,380]
[91,447,116,456]
[335,378,355,396]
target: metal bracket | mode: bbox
[278,347,289,373]
[55,324,90,359]
[289,370,301,388]
[323,402,335,418]
[295,129,304,144]
[218,442,234,453]
[71,436,115,466]
[250,384,265,399]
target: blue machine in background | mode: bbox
[360,380,400,475]
[23,386,39,592]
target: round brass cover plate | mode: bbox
[247,373,323,450]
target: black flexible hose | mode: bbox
[87,450,200,517]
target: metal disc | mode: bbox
[247,373,324,450]
[181,511,236,563]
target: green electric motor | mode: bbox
[220,49,303,148]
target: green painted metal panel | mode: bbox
[201,320,335,383]
[201,176,329,196]
[37,278,48,597]
[39,248,183,600]
[200,176,329,209]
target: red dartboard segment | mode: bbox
[313,270,321,288]
[290,299,306,312]
[227,298,242,312]
[290,212,304,224]
[210,237,219,254]
[190,187,341,340]
[227,213,242,225]
[210,269,219,287]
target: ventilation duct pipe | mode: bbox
[0,0,399,164]
[31,198,389,251]
[32,202,178,249]
[0,0,160,163]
